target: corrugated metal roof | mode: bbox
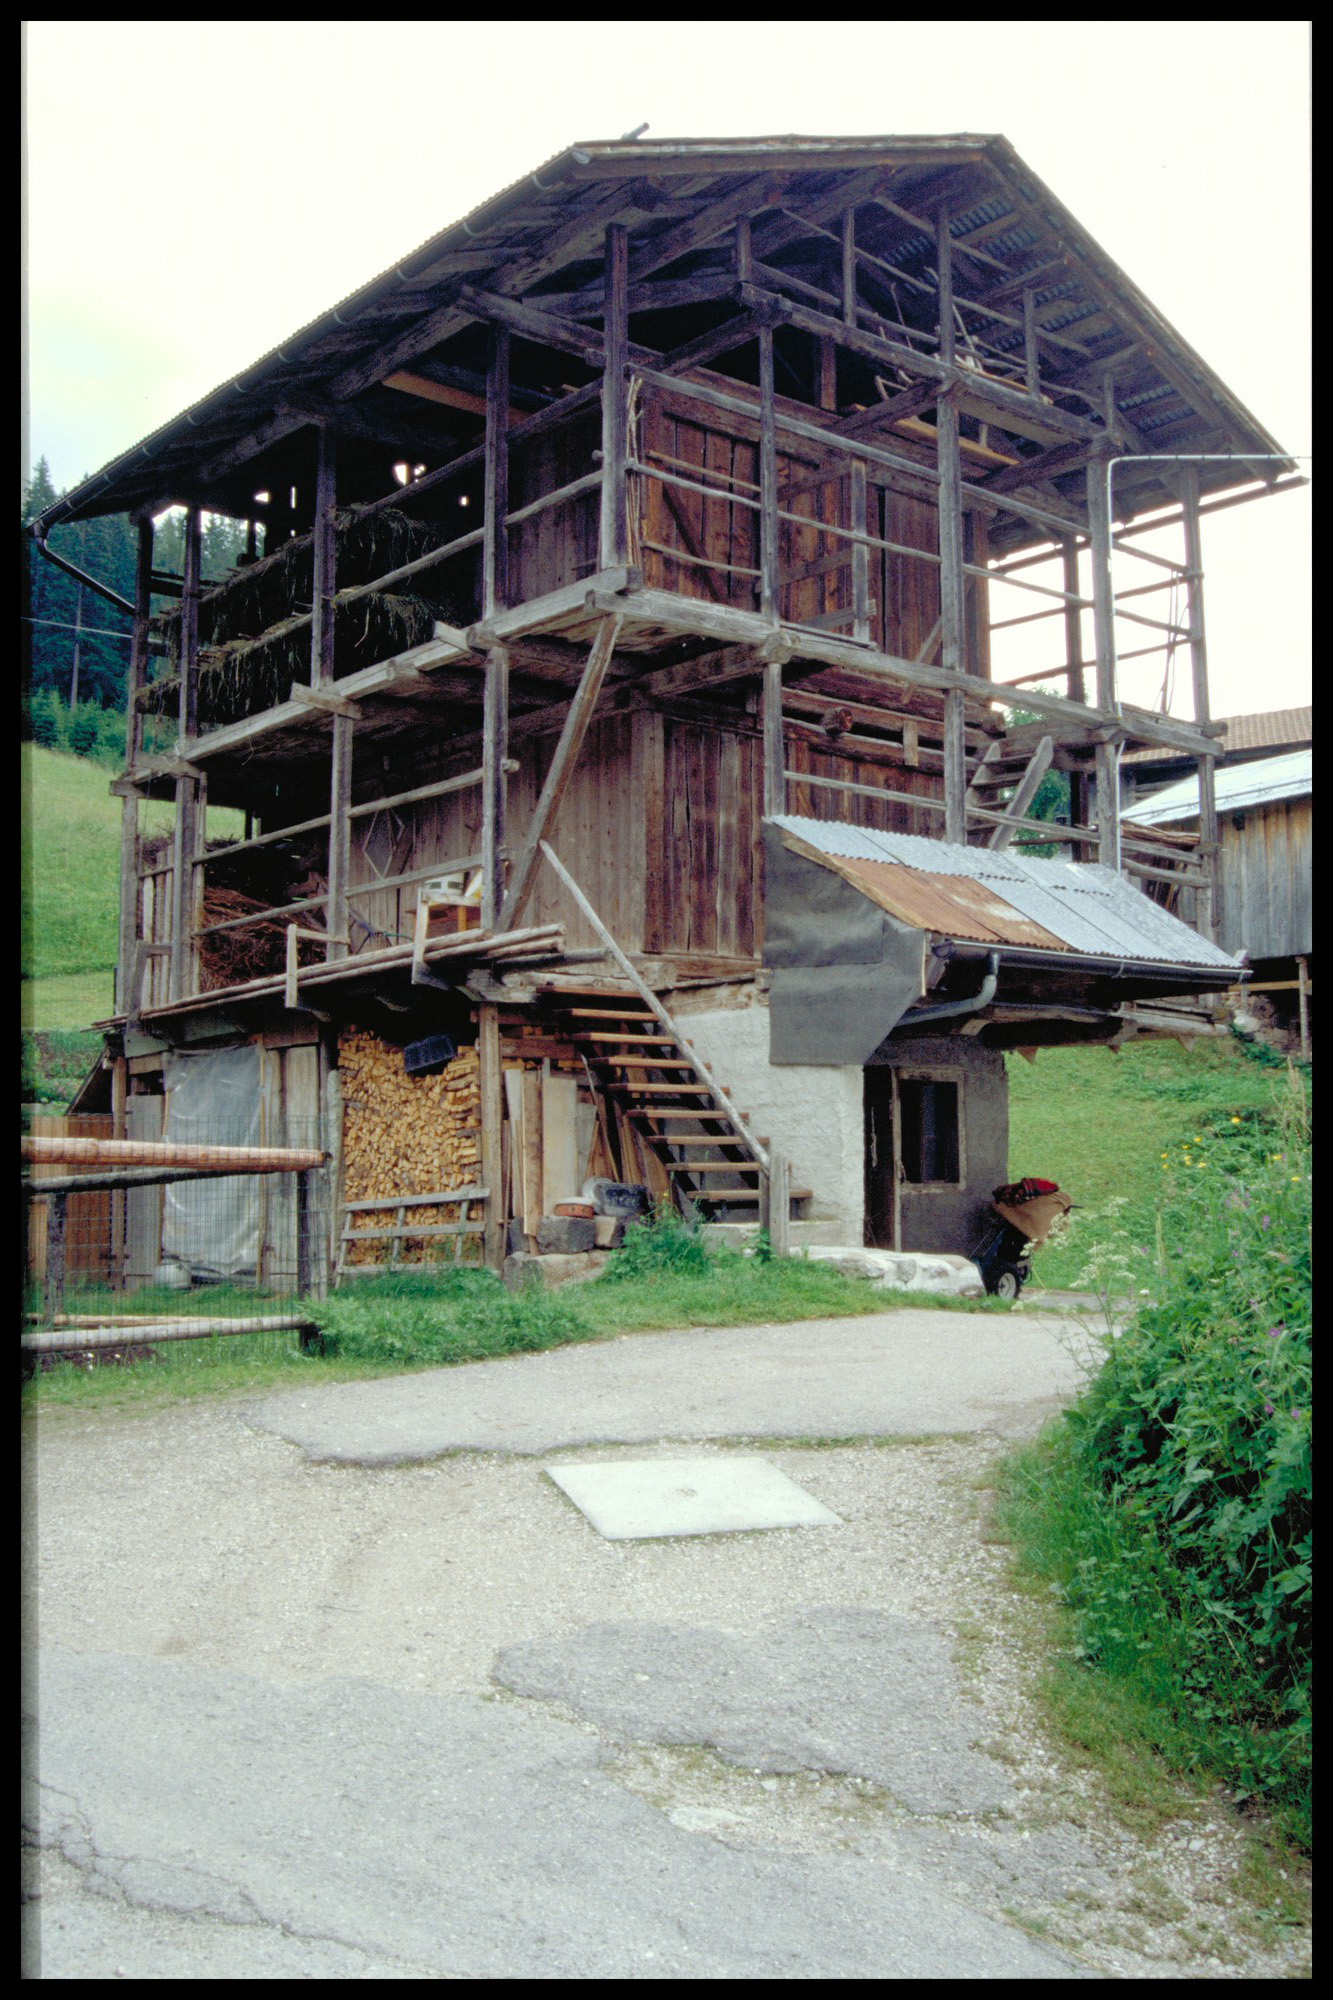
[1124,750,1311,826]
[770,816,1241,969]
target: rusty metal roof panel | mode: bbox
[830,855,1067,949]
[770,816,1241,969]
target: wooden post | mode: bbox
[311,426,337,687]
[735,215,752,284]
[320,1052,342,1294]
[1023,289,1040,395]
[1086,456,1121,873]
[935,205,969,844]
[937,393,967,843]
[1060,535,1091,858]
[599,223,629,570]
[481,645,509,931]
[763,657,785,819]
[45,1192,68,1324]
[936,205,956,369]
[116,517,153,1017]
[841,208,857,326]
[478,1002,505,1272]
[327,713,353,961]
[1297,956,1309,1061]
[1181,467,1220,943]
[766,1150,791,1257]
[818,335,837,414]
[483,325,510,618]
[758,324,779,621]
[850,458,870,643]
[170,507,201,1001]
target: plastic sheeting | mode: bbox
[162,1046,262,1282]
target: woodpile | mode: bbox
[338,1028,482,1265]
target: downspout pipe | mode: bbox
[897,950,999,1026]
[29,523,136,618]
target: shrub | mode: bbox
[28,688,67,749]
[1022,1064,1311,1838]
[68,704,101,756]
[601,1201,712,1281]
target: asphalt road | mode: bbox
[20,1307,1171,1978]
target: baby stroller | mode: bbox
[973,1179,1073,1300]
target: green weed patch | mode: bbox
[996,1063,1311,1849]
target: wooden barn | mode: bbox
[1126,749,1312,1055]
[30,133,1299,1279]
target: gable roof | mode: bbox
[34,133,1293,539]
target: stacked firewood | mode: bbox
[338,1028,481,1264]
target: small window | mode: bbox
[898,1077,961,1185]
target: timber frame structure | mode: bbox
[33,134,1299,1273]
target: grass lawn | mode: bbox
[1006,1035,1295,1292]
[21,744,241,1044]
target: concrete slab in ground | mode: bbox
[546,1456,843,1540]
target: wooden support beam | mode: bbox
[763,658,785,818]
[841,207,857,326]
[481,646,509,930]
[850,459,870,643]
[986,737,1054,850]
[311,426,337,687]
[1180,466,1220,942]
[289,682,358,719]
[1085,455,1121,872]
[758,325,779,620]
[478,1002,505,1272]
[599,225,630,570]
[170,508,202,1003]
[327,713,353,963]
[658,305,773,377]
[497,615,622,933]
[936,366,969,842]
[117,517,153,1019]
[483,325,510,619]
[1023,289,1041,395]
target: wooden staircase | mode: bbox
[542,985,806,1222]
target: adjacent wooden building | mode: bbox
[32,134,1298,1276]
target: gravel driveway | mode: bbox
[23,1308,1307,1978]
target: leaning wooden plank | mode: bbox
[541,1071,580,1215]
[986,736,1054,850]
[497,615,623,932]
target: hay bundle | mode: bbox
[199,886,323,991]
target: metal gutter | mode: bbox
[898,951,999,1024]
[934,938,1246,985]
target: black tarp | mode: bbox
[763,827,926,1066]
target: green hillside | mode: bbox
[21,745,242,1044]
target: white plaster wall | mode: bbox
[674,990,864,1237]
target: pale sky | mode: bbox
[21,20,1311,721]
